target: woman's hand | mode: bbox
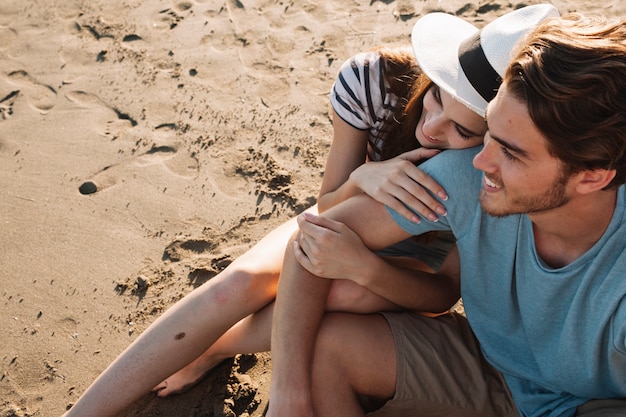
[294,212,373,284]
[294,212,461,313]
[349,148,448,222]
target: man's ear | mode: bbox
[575,169,617,194]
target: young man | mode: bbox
[266,12,626,417]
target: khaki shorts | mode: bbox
[367,312,626,417]
[367,312,519,417]
[575,399,626,416]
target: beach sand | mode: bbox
[0,0,621,416]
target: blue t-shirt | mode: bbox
[387,147,626,417]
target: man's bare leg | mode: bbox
[312,313,397,417]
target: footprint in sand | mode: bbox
[5,70,57,113]
[67,90,198,194]
[0,89,19,120]
[149,2,193,31]
[161,234,235,287]
[65,90,137,138]
[78,144,199,195]
[0,26,17,51]
[162,237,220,262]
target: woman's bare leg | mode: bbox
[153,302,275,396]
[63,208,314,417]
[152,256,431,397]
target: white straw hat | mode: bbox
[411,4,559,116]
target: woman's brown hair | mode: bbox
[375,47,433,161]
[375,47,440,245]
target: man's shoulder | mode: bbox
[419,147,482,190]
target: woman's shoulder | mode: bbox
[352,50,382,65]
[336,51,381,76]
[338,46,413,75]
[330,46,414,131]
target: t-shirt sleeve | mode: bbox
[612,296,626,355]
[386,147,483,237]
[330,51,386,130]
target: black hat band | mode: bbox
[458,31,502,102]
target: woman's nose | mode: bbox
[423,114,444,137]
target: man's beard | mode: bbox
[479,172,570,218]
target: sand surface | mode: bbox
[0,0,621,416]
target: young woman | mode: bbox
[151,48,485,396]
[63,5,557,415]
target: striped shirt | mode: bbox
[329,49,455,271]
[330,50,409,162]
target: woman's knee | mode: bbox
[192,262,278,308]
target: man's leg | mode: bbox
[575,399,626,416]
[312,311,520,417]
[312,313,397,417]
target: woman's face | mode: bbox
[415,85,486,150]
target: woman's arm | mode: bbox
[295,212,460,312]
[316,111,370,211]
[318,111,448,222]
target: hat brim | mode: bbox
[412,13,488,116]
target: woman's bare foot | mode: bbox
[152,354,227,397]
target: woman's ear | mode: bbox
[575,169,617,194]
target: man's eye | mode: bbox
[501,146,516,161]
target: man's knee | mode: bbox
[311,314,357,405]
[314,313,347,363]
